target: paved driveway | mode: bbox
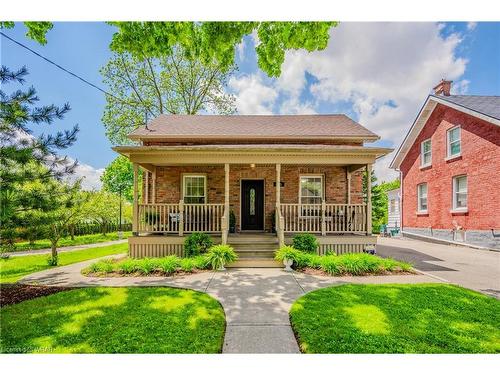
[377,237,500,298]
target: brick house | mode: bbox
[115,114,392,265]
[390,80,500,249]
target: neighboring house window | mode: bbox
[299,175,323,204]
[183,175,206,203]
[421,139,432,166]
[447,126,461,158]
[417,183,428,212]
[452,175,467,210]
[390,199,396,214]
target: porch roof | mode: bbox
[113,144,393,168]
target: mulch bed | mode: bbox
[0,284,73,307]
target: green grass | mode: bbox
[0,243,128,283]
[10,232,131,252]
[0,287,225,353]
[290,284,500,353]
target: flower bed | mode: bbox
[275,246,413,276]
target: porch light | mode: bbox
[250,163,255,168]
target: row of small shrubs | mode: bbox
[84,244,238,276]
[275,245,412,276]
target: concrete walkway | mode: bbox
[20,257,441,353]
[4,239,128,257]
[377,237,500,298]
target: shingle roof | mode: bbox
[128,114,379,141]
[430,95,500,120]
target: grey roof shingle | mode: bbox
[128,114,379,140]
[431,95,500,120]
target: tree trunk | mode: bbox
[70,224,75,240]
[51,242,57,259]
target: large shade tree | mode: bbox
[101,49,236,144]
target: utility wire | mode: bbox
[1,30,153,130]
[2,31,125,105]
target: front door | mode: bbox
[241,180,264,231]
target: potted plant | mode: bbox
[274,245,301,272]
[206,244,238,271]
[229,210,236,233]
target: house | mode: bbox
[114,114,392,265]
[386,187,400,230]
[390,80,500,249]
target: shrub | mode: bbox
[46,255,58,266]
[320,256,342,275]
[158,256,179,274]
[118,258,138,274]
[274,246,302,263]
[184,232,213,257]
[205,245,237,270]
[192,255,209,270]
[179,258,195,272]
[292,233,318,253]
[136,258,158,275]
[87,259,114,274]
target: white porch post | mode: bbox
[276,163,284,247]
[145,170,149,203]
[152,167,156,204]
[179,200,184,237]
[132,163,139,235]
[222,163,230,244]
[346,169,352,204]
[366,164,372,235]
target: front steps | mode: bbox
[227,233,281,268]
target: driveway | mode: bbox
[20,259,438,353]
[377,237,500,298]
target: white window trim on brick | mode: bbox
[299,174,324,205]
[452,175,468,212]
[446,125,461,159]
[417,183,428,213]
[420,138,432,168]
[182,174,207,204]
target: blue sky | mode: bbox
[2,22,499,186]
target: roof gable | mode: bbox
[390,95,500,169]
[128,114,379,142]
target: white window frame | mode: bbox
[417,183,428,213]
[182,174,207,204]
[299,174,324,205]
[452,175,467,212]
[446,126,461,159]
[420,138,432,167]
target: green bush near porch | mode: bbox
[290,284,500,353]
[0,287,226,353]
[274,246,411,275]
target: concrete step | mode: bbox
[234,250,275,258]
[228,258,282,268]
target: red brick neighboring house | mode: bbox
[391,80,500,249]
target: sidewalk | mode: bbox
[20,257,441,353]
[4,239,128,257]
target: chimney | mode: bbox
[433,79,452,96]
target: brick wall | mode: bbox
[400,104,500,230]
[145,164,364,232]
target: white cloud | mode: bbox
[66,161,104,191]
[228,74,278,114]
[467,22,477,31]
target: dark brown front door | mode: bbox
[241,180,264,231]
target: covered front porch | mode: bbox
[115,144,387,258]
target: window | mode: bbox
[421,139,432,166]
[452,175,467,210]
[417,183,428,213]
[447,126,461,158]
[182,175,206,203]
[390,199,397,214]
[299,175,323,204]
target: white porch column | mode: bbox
[275,163,281,221]
[144,170,149,203]
[346,169,352,204]
[223,163,230,244]
[366,164,372,235]
[152,167,156,204]
[132,163,139,234]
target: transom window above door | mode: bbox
[183,175,206,203]
[300,175,324,204]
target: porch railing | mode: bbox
[280,203,367,234]
[138,202,225,234]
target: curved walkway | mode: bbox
[4,239,127,257]
[20,257,441,353]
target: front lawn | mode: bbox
[290,284,500,353]
[10,232,132,252]
[0,287,225,353]
[0,243,128,283]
